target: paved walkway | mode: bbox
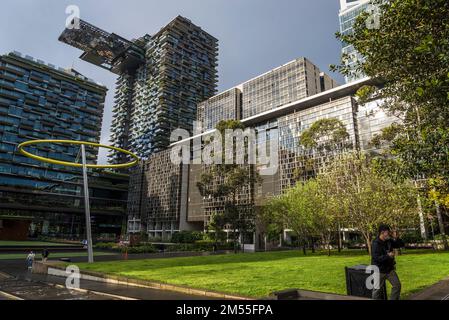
[0,267,114,300]
[0,260,219,300]
[409,277,449,300]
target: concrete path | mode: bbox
[0,260,218,300]
[0,267,114,300]
[408,277,449,300]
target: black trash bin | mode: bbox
[345,265,387,300]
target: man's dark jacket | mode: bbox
[371,237,404,274]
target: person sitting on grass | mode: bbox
[371,224,405,300]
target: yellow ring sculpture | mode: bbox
[17,139,139,169]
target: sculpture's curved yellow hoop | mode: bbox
[17,139,139,169]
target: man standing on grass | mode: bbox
[371,224,405,300]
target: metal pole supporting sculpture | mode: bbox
[18,140,139,263]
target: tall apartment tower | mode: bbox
[339,0,374,83]
[0,52,129,240]
[0,52,106,179]
[59,16,218,162]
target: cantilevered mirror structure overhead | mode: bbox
[59,19,146,74]
[59,16,219,162]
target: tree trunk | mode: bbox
[435,202,449,251]
[234,230,239,254]
[337,222,342,253]
[417,194,427,240]
[297,234,306,255]
[364,233,372,256]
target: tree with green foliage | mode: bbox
[319,152,419,255]
[294,118,353,182]
[261,152,419,255]
[261,178,336,255]
[205,212,227,243]
[299,118,353,250]
[197,120,261,253]
[300,118,351,153]
[262,184,313,255]
[332,0,449,241]
[259,194,290,247]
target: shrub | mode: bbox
[433,234,447,241]
[194,240,215,245]
[165,244,195,252]
[121,244,157,254]
[94,242,117,250]
[148,237,162,243]
[193,240,215,251]
[171,231,204,244]
[220,242,239,251]
[119,241,237,254]
[401,231,424,244]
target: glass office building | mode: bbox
[0,52,128,241]
[128,57,340,240]
[278,96,358,191]
[128,66,395,246]
[197,88,242,132]
[197,57,338,131]
[127,149,188,239]
[339,0,372,83]
[242,57,337,118]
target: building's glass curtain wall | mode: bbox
[0,52,128,240]
[197,57,338,128]
[129,79,398,243]
[197,88,241,132]
[242,58,333,118]
[338,0,373,83]
[128,57,339,239]
[0,52,105,187]
[278,96,358,191]
[128,149,183,240]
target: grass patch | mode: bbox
[0,251,117,260]
[0,241,76,247]
[75,250,449,299]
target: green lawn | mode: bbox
[0,241,76,247]
[0,251,117,260]
[75,250,449,299]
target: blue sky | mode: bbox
[0,0,344,163]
